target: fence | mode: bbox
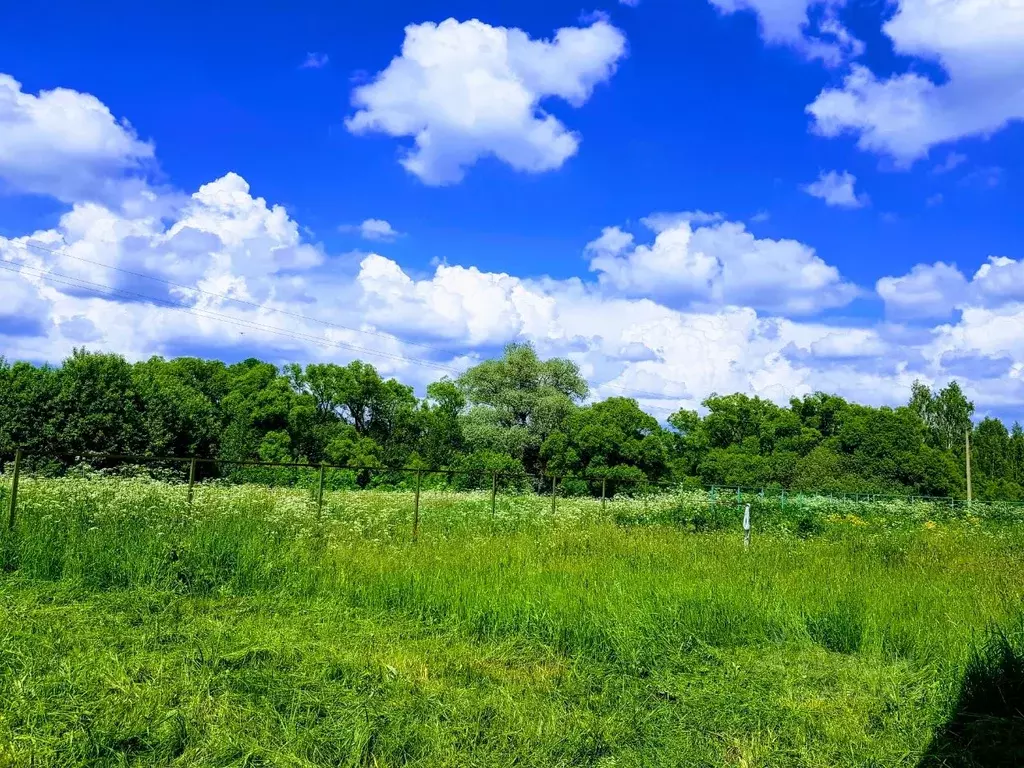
[3,448,1023,538]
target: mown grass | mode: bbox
[1,476,1023,766]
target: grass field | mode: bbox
[1,477,1023,766]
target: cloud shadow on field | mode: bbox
[918,625,1024,767]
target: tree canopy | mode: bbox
[2,346,1021,500]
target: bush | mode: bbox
[794,512,825,539]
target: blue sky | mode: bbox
[1,0,1023,419]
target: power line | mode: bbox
[4,243,690,407]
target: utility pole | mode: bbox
[965,426,972,508]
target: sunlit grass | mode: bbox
[1,475,1023,766]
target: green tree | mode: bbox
[457,343,587,473]
[700,393,778,450]
[449,449,528,491]
[688,394,802,488]
[287,361,419,465]
[790,392,847,439]
[2,347,1019,501]
[322,426,383,468]
[287,361,402,437]
[219,359,298,462]
[52,349,146,455]
[698,445,771,488]
[911,380,975,453]
[908,380,934,429]
[792,445,847,492]
[553,397,671,480]
[666,408,706,479]
[933,381,974,453]
[836,404,960,495]
[972,417,1010,482]
[419,379,466,467]
[1009,423,1024,486]
[0,358,58,458]
[977,477,1024,502]
[132,356,227,458]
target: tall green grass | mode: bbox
[1,475,1023,766]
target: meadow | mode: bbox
[1,475,1023,767]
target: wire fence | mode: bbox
[4,448,1023,539]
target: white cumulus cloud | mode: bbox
[357,254,558,346]
[704,0,863,65]
[802,170,869,208]
[877,262,968,319]
[353,256,931,409]
[878,255,1024,319]
[971,256,1024,305]
[341,218,403,242]
[584,213,858,314]
[0,74,154,203]
[807,0,1024,163]
[3,69,1024,414]
[4,169,1024,414]
[0,172,334,365]
[345,17,627,185]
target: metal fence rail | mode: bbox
[3,448,1022,537]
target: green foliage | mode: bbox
[449,450,528,491]
[53,349,147,455]
[3,477,1024,766]
[804,596,868,655]
[912,379,975,453]
[1,347,1021,501]
[977,477,1024,502]
[560,396,671,479]
[921,621,1024,766]
[792,444,846,492]
[133,356,226,457]
[663,387,983,498]
[456,343,587,473]
[974,417,1011,480]
[1011,423,1024,485]
[419,378,466,467]
[0,357,58,457]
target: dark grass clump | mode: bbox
[920,624,1024,767]
[805,596,868,655]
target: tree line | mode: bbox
[2,345,1023,499]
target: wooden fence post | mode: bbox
[317,464,326,519]
[413,470,422,543]
[601,478,607,510]
[7,448,22,531]
[187,457,197,505]
[491,471,497,517]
